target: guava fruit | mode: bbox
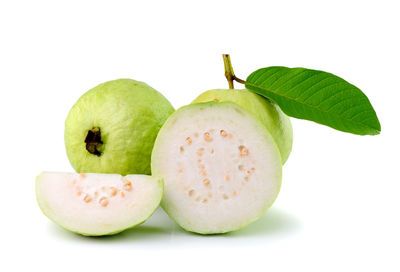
[36,172,163,236]
[65,79,174,176]
[151,102,282,234]
[193,89,293,164]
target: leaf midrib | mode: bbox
[245,78,379,134]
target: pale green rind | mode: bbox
[193,89,293,164]
[65,79,174,176]
[151,102,282,234]
[35,172,164,236]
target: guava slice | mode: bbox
[151,102,282,234]
[193,89,293,164]
[65,79,174,176]
[36,172,163,236]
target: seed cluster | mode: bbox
[74,175,133,207]
[179,128,256,204]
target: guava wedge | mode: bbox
[151,102,282,234]
[36,172,163,236]
[193,89,293,164]
[65,79,174,176]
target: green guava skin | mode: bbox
[193,89,293,164]
[65,79,174,176]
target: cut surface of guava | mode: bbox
[151,102,282,234]
[193,89,293,164]
[36,172,163,236]
[65,78,174,176]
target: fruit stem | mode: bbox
[223,54,235,89]
[222,54,248,89]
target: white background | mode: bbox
[1,0,399,271]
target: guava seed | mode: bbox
[110,187,117,197]
[203,179,210,185]
[204,132,212,142]
[99,197,109,207]
[123,181,132,191]
[84,195,92,203]
[239,145,248,157]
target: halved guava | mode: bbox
[36,172,163,236]
[151,102,282,234]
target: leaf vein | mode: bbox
[269,69,309,91]
[255,68,286,87]
[338,102,368,116]
[349,109,374,120]
[321,93,362,112]
[284,72,328,97]
[245,80,378,133]
[303,82,345,103]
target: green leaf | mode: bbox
[245,67,381,135]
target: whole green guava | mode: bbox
[65,79,174,175]
[192,89,293,164]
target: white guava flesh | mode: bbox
[193,89,293,164]
[151,102,282,234]
[36,172,163,236]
